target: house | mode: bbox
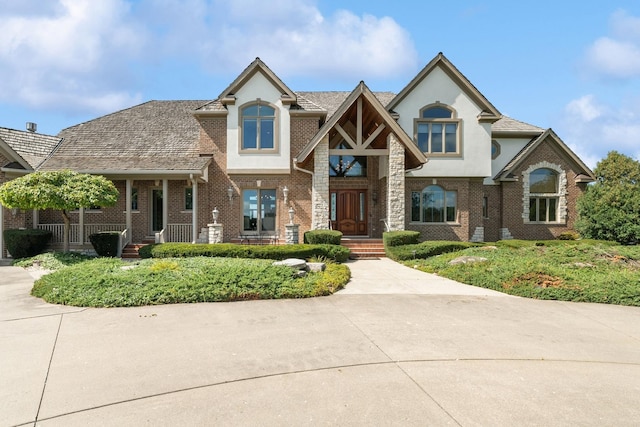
[0,53,595,256]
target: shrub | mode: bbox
[89,231,121,257]
[4,228,52,259]
[558,231,580,240]
[386,240,480,261]
[383,230,420,247]
[141,242,351,263]
[304,229,343,245]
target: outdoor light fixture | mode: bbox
[212,207,219,224]
[283,186,289,204]
[288,206,295,225]
[227,186,233,204]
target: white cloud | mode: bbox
[559,95,640,169]
[0,0,145,114]
[583,10,640,79]
[138,0,418,81]
[0,0,417,116]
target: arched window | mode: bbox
[523,164,566,223]
[241,101,276,151]
[415,104,460,155]
[411,185,457,223]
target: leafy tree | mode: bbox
[0,170,119,252]
[576,151,640,244]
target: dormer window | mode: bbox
[240,101,276,151]
[415,104,461,155]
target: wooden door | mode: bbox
[330,190,367,235]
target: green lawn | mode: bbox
[25,255,350,307]
[404,241,640,306]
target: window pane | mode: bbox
[539,198,547,221]
[529,198,537,222]
[261,189,276,231]
[243,105,258,116]
[530,168,557,193]
[548,198,557,221]
[185,187,193,210]
[482,196,488,219]
[417,124,429,152]
[422,106,452,119]
[411,192,420,221]
[260,119,274,149]
[424,185,444,222]
[446,191,457,222]
[260,105,275,116]
[445,124,457,153]
[243,119,257,149]
[359,192,365,221]
[431,124,443,153]
[330,193,337,221]
[243,190,258,231]
[329,155,367,177]
[131,188,138,211]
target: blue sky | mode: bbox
[1,0,640,168]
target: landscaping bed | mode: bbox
[404,240,640,306]
[21,253,350,307]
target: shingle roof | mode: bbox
[40,101,209,172]
[295,91,397,118]
[492,116,544,135]
[0,127,61,169]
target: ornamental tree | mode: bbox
[0,170,119,252]
[576,151,640,244]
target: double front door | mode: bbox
[330,189,368,235]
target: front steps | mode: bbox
[340,238,385,259]
[121,237,154,259]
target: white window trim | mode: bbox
[522,162,567,224]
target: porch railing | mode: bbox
[37,224,125,244]
[118,228,131,257]
[167,224,193,243]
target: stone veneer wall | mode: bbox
[312,137,330,229]
[387,134,405,231]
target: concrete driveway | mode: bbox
[1,259,639,426]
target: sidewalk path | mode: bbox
[1,261,639,426]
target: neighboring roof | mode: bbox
[494,128,595,182]
[0,127,61,170]
[387,52,501,122]
[39,101,211,174]
[492,116,544,136]
[296,82,427,170]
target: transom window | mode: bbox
[241,102,275,150]
[528,168,559,222]
[416,105,460,155]
[329,155,367,177]
[242,189,276,232]
[411,185,457,223]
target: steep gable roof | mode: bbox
[0,127,61,170]
[217,57,297,105]
[39,101,211,176]
[494,128,595,182]
[296,82,426,170]
[387,52,501,122]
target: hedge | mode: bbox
[383,230,420,247]
[139,242,350,263]
[304,229,343,245]
[89,231,121,257]
[386,240,481,261]
[4,228,52,259]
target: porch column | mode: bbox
[33,209,39,229]
[312,135,330,229]
[387,133,405,231]
[79,207,85,244]
[191,176,198,243]
[162,179,168,239]
[125,179,132,237]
